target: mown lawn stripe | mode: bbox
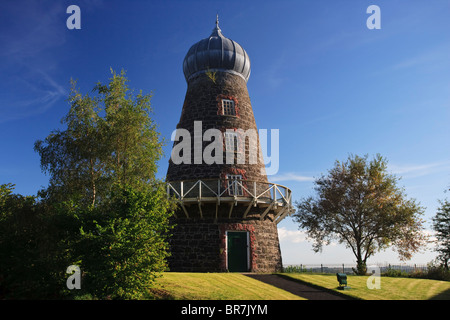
[152,273,304,300]
[280,273,450,300]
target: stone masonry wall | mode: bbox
[166,70,283,273]
[168,217,283,273]
[166,71,268,183]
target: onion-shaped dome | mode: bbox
[183,16,251,82]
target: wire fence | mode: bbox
[282,263,429,275]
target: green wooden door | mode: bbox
[227,231,249,272]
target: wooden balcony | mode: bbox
[166,179,294,224]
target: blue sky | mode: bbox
[1,0,449,265]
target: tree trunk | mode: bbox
[355,244,367,275]
[355,259,367,275]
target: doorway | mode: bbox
[227,231,249,272]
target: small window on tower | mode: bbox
[222,99,236,116]
[227,174,243,196]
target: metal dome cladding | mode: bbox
[183,17,251,83]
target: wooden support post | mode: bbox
[228,202,234,218]
[260,201,275,221]
[180,202,189,218]
[218,179,221,196]
[243,200,254,218]
[274,207,287,224]
[215,201,219,220]
[276,205,293,224]
[198,202,203,218]
[198,181,203,218]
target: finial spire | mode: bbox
[211,13,222,36]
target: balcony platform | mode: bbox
[166,179,294,224]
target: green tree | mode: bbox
[432,191,450,271]
[0,184,63,298]
[67,184,174,299]
[34,69,163,207]
[293,154,427,275]
[33,69,173,299]
[0,183,39,298]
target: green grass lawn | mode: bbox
[150,272,304,300]
[150,272,450,300]
[280,273,450,300]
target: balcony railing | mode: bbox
[166,179,294,224]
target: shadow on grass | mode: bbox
[274,274,361,300]
[148,288,176,300]
[429,288,450,300]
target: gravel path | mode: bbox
[244,274,349,300]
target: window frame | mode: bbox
[226,174,243,196]
[221,99,236,116]
[217,94,239,117]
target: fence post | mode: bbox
[321,264,323,273]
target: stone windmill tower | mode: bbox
[166,16,293,272]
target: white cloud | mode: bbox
[423,229,437,244]
[0,68,67,123]
[0,2,69,123]
[271,172,315,183]
[388,161,450,179]
[390,44,450,72]
[1,2,66,59]
[278,227,308,244]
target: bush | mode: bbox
[283,265,307,273]
[64,184,174,299]
[423,261,450,281]
[0,184,71,299]
[381,261,450,281]
[0,183,175,299]
[382,268,410,278]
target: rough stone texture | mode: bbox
[166,72,268,182]
[168,217,283,273]
[166,70,284,273]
